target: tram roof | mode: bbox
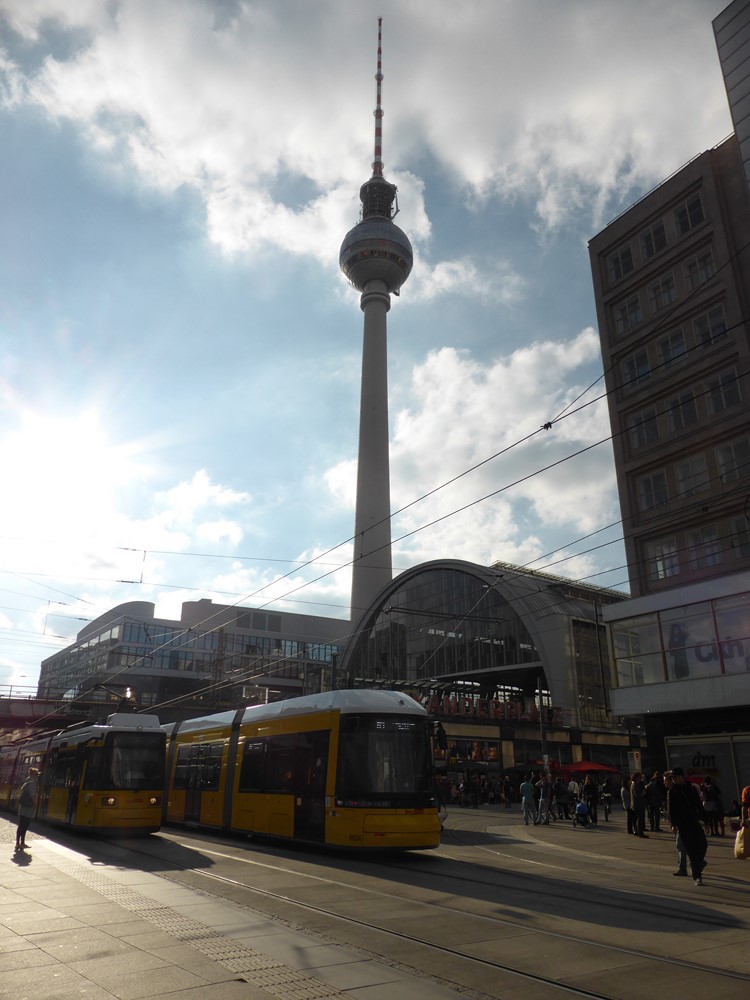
[165,689,427,736]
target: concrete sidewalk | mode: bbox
[0,818,458,1000]
[3,807,746,999]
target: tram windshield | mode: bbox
[336,714,435,806]
[84,732,166,791]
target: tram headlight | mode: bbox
[101,796,117,807]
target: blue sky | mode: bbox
[0,0,734,690]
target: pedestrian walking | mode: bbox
[535,773,552,825]
[663,772,688,876]
[519,773,536,826]
[667,768,708,885]
[700,778,722,836]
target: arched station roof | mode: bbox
[338,559,626,714]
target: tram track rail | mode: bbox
[86,825,750,999]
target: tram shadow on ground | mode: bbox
[215,829,747,938]
[441,827,530,847]
[33,820,747,938]
[40,825,217,877]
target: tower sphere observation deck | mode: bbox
[339,176,413,293]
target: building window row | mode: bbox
[634,433,749,513]
[620,304,728,395]
[607,192,706,290]
[643,511,750,585]
[627,365,741,449]
[614,252,717,335]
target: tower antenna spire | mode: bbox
[372,16,384,178]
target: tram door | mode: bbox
[294,731,329,843]
[183,744,205,822]
[66,746,87,825]
[182,742,223,823]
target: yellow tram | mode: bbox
[164,689,441,850]
[0,713,166,835]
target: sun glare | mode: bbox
[0,410,148,553]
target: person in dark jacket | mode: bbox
[621,777,634,834]
[645,772,666,831]
[667,768,708,885]
[630,772,648,838]
[581,775,599,825]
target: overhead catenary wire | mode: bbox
[1,263,746,639]
[4,363,747,715]
[5,228,750,713]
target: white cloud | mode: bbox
[322,329,619,579]
[410,256,525,305]
[0,0,731,265]
[155,470,249,523]
[195,520,245,546]
[0,0,105,40]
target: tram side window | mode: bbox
[237,732,329,795]
[238,739,266,792]
[83,748,106,789]
[265,735,296,793]
[199,743,223,790]
[173,746,191,790]
[0,754,15,785]
[172,743,222,790]
[48,751,73,789]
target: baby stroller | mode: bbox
[572,801,591,827]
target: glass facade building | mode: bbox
[37,599,350,716]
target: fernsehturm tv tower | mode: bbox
[339,18,413,620]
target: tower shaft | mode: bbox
[351,281,392,619]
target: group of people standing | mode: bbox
[516,767,750,888]
[518,771,602,826]
[621,771,664,838]
[621,769,750,885]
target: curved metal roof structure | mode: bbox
[337,559,627,724]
